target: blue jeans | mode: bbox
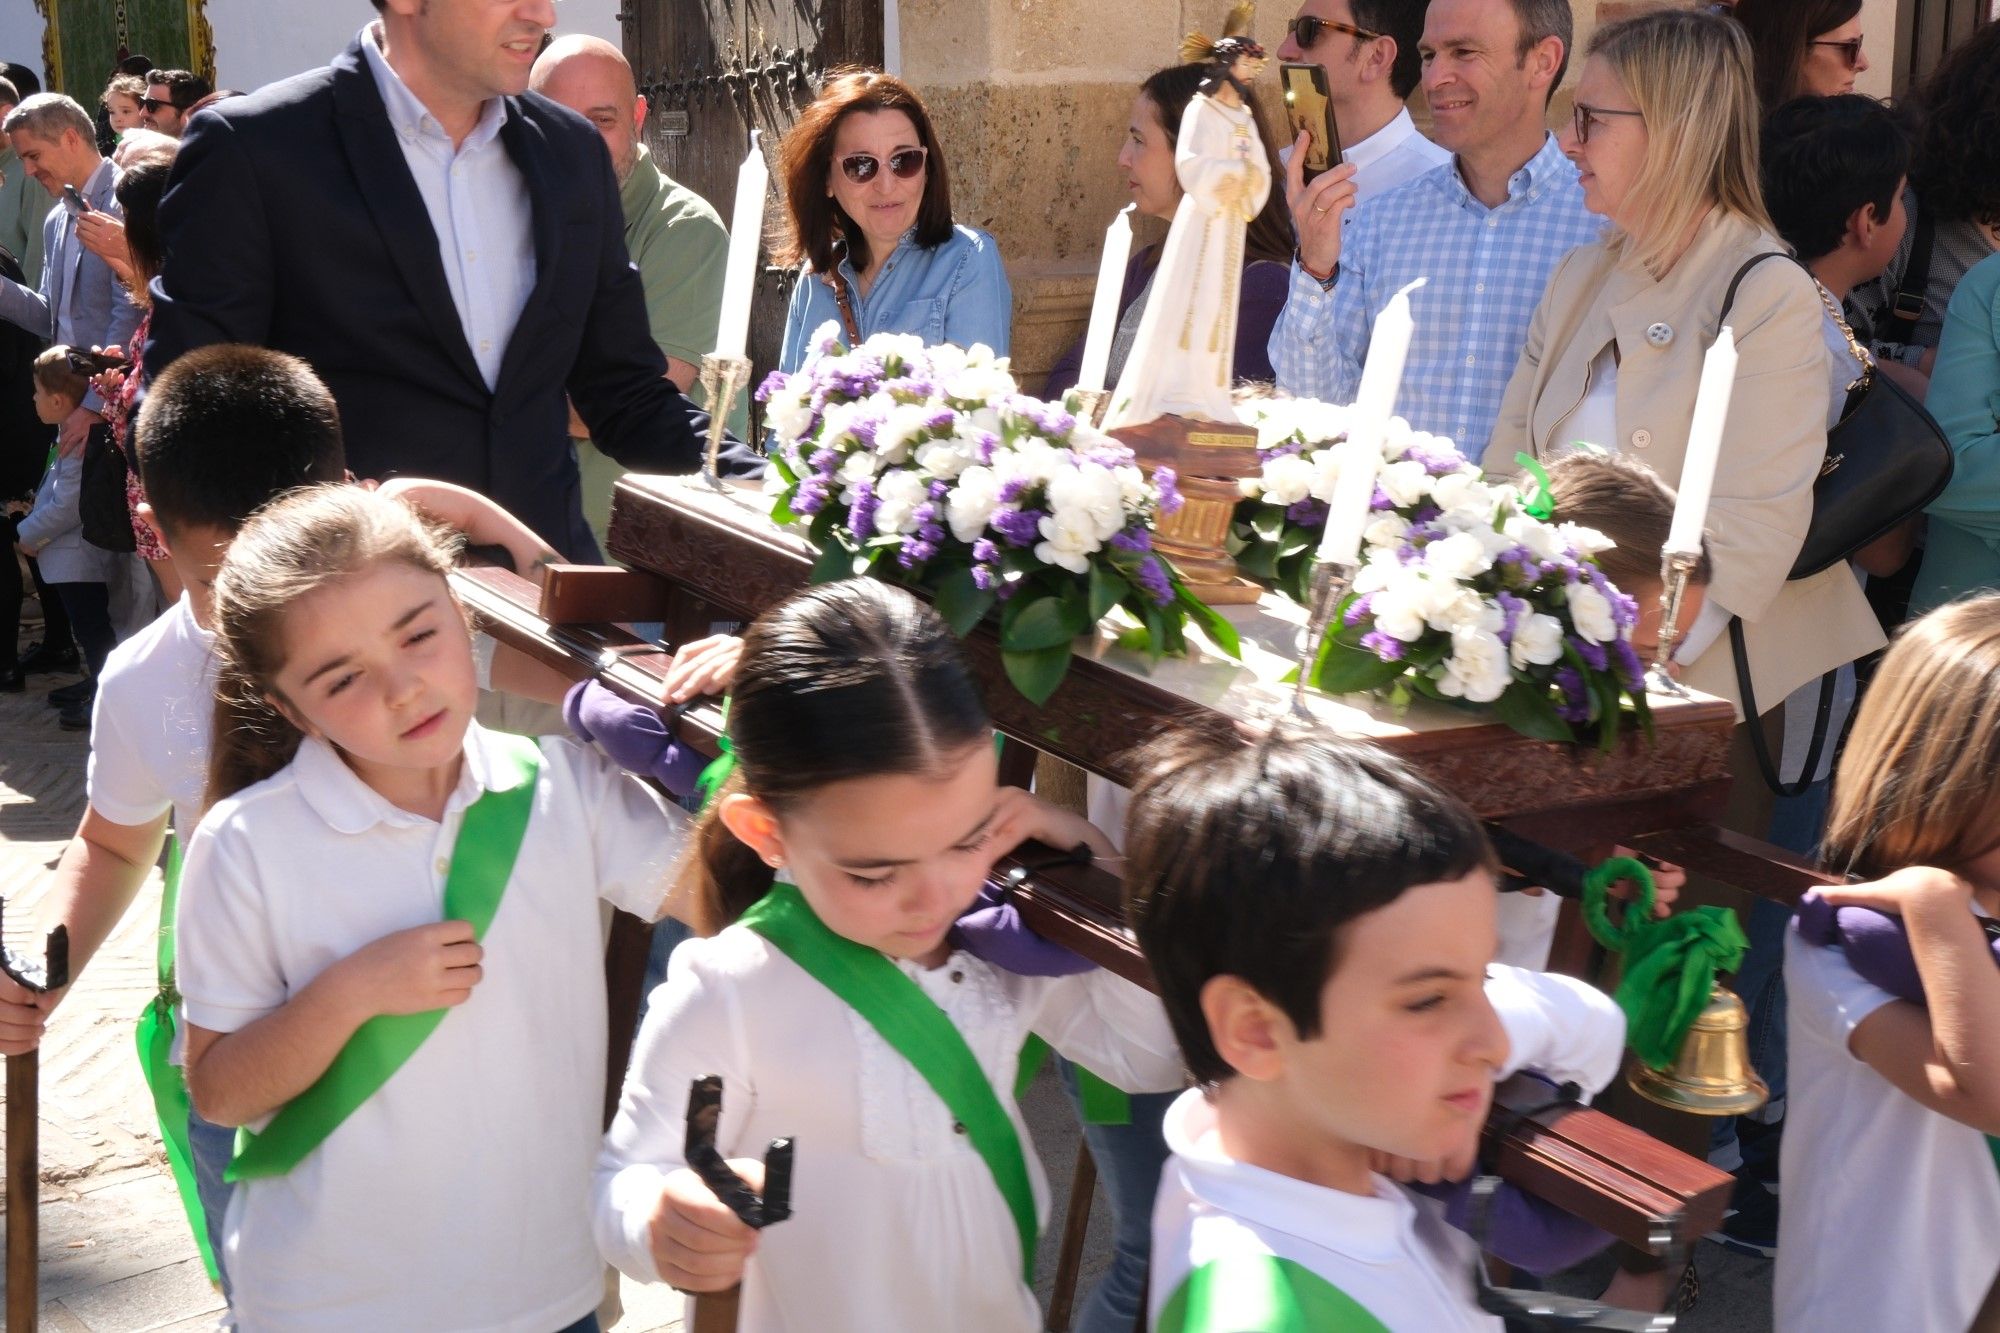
[553,1315,600,1333]
[1057,1059,1175,1333]
[187,1107,236,1297]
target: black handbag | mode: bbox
[78,421,137,554]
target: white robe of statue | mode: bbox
[1104,90,1271,429]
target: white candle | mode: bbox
[1665,325,1736,556]
[713,130,769,360]
[1076,205,1135,393]
[1317,278,1426,565]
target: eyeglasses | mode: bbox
[1286,14,1382,49]
[1571,101,1645,145]
[838,147,928,184]
[140,97,178,112]
[1811,35,1865,68]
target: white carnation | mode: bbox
[1559,522,1618,557]
[1308,447,1344,504]
[1510,611,1565,668]
[872,468,930,536]
[1423,531,1496,580]
[1503,513,1568,562]
[1260,453,1316,506]
[1377,458,1431,507]
[916,438,974,479]
[947,466,1003,543]
[1035,510,1101,574]
[1048,463,1127,543]
[1361,513,1407,552]
[765,385,814,446]
[1437,624,1514,703]
[1429,472,1496,519]
[836,449,880,490]
[1568,581,1618,644]
[875,402,938,464]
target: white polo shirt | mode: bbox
[87,595,218,839]
[177,723,686,1333]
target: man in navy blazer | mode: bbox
[145,0,752,559]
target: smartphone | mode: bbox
[64,347,128,375]
[61,184,88,215]
[1280,62,1340,183]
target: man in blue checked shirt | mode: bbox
[1269,0,1605,456]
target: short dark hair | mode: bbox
[1510,0,1573,98]
[1124,728,1495,1085]
[1762,94,1909,264]
[1727,0,1862,109]
[775,68,955,278]
[1351,0,1431,100]
[1909,20,2000,231]
[0,63,39,100]
[114,158,171,289]
[1544,450,1712,590]
[147,69,210,108]
[32,346,90,403]
[134,346,347,536]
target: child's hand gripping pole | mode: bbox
[2,898,69,1333]
[684,1075,793,1230]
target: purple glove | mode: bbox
[949,885,1096,976]
[563,679,707,798]
[1794,889,2000,1006]
[1414,1174,1613,1275]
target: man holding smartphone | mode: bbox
[0,94,140,458]
[1276,0,1447,207]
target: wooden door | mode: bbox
[623,0,884,405]
[1895,0,1992,93]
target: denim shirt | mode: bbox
[778,224,1012,372]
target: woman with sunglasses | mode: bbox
[1730,0,1868,108]
[774,70,1010,373]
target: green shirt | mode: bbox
[0,146,48,288]
[576,143,743,548]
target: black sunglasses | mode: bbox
[1810,35,1865,68]
[140,96,180,112]
[839,147,928,184]
[1286,15,1383,49]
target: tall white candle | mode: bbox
[1665,325,1736,556]
[1318,278,1426,565]
[713,130,769,360]
[1076,205,1135,393]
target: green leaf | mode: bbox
[933,567,996,638]
[1310,637,1410,696]
[768,452,798,486]
[1235,542,1280,580]
[1140,604,1169,666]
[1176,585,1243,659]
[1491,680,1576,743]
[768,490,797,527]
[1089,564,1131,622]
[1002,641,1073,706]
[1251,507,1288,543]
[1003,594,1089,652]
[807,540,855,586]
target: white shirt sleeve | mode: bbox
[84,684,174,829]
[1487,964,1627,1098]
[594,935,752,1283]
[175,812,290,1034]
[1022,968,1186,1095]
[543,736,689,921]
[1785,931,1900,1058]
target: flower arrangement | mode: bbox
[758,323,1239,705]
[1230,399,1652,747]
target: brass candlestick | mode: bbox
[1289,558,1358,720]
[1645,548,1701,697]
[699,353,753,492]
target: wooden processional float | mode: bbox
[456,474,1850,1282]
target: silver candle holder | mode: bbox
[699,352,754,492]
[1069,386,1111,429]
[1644,548,1702,697]
[1289,558,1359,721]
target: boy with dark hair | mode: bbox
[1124,729,1625,1330]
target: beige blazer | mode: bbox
[1483,211,1884,716]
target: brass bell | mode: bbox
[1628,985,1770,1116]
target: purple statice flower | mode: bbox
[898,536,940,569]
[968,430,1000,466]
[927,479,951,502]
[972,563,997,591]
[992,506,1045,549]
[1494,590,1528,646]
[1612,638,1645,691]
[1598,573,1641,630]
[883,375,937,400]
[1411,502,1443,525]
[843,410,882,451]
[1343,593,1375,628]
[1008,396,1076,439]
[1081,439,1138,470]
[1134,555,1175,606]
[972,538,999,565]
[1286,499,1329,528]
[993,573,1023,602]
[848,480,880,540]
[1111,527,1152,554]
[1154,467,1185,516]
[1257,438,1309,463]
[925,406,958,433]
[1360,630,1407,662]
[755,369,791,403]
[1554,667,1591,724]
[794,478,832,517]
[1568,636,1608,672]
[1405,442,1471,478]
[997,475,1035,505]
[809,448,839,478]
[1371,485,1398,511]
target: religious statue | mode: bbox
[1104,4,1272,431]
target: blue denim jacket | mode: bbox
[778,224,1012,372]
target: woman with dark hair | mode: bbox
[1729,0,1868,107]
[1045,60,1295,399]
[774,69,1011,371]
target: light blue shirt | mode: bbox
[362,23,535,390]
[778,224,1011,372]
[1268,134,1605,455]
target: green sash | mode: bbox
[1155,1255,1393,1333]
[226,735,541,1182]
[133,834,220,1281]
[740,881,1040,1282]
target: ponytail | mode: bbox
[204,682,306,814]
[686,771,778,935]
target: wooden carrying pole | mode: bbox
[2,911,67,1333]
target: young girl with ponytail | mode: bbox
[593,577,1183,1332]
[174,485,701,1333]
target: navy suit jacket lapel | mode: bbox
[328,39,486,394]
[495,102,561,391]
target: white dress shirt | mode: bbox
[1343,107,1452,209]
[361,23,536,390]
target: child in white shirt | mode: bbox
[1777,594,2000,1333]
[1121,729,1627,1331]
[593,578,1184,1332]
[175,484,700,1333]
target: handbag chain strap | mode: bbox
[1813,280,1874,395]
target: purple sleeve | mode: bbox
[1231,259,1292,385]
[1041,248,1156,399]
[1411,1175,1614,1275]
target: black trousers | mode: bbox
[47,581,113,680]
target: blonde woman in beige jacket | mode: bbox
[1483,8,1882,734]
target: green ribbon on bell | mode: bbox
[1582,856,1748,1070]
